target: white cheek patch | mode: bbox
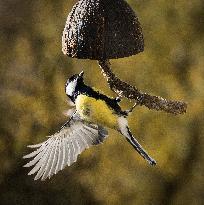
[66,80,77,96]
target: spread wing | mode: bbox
[23,112,108,181]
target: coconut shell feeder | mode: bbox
[62,0,187,115]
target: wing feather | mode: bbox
[23,112,108,180]
[60,136,66,170]
[73,139,80,162]
[55,137,62,174]
[80,128,95,144]
[27,139,54,175]
[41,139,58,180]
[78,133,90,149]
[47,138,59,179]
[67,141,71,166]
[27,142,44,148]
[70,138,76,164]
[80,129,93,147]
[34,138,57,180]
[23,138,51,159]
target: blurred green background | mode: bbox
[0,0,204,204]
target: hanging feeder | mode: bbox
[62,0,144,59]
[62,0,187,115]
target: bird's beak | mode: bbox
[79,71,84,78]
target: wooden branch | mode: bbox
[98,59,187,115]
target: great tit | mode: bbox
[24,71,156,180]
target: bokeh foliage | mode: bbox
[0,0,204,204]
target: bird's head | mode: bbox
[65,71,84,97]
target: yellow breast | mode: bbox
[75,94,118,129]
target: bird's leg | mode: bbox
[125,95,145,115]
[115,96,121,103]
[125,102,138,115]
[126,102,138,114]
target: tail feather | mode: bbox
[126,127,156,165]
[120,122,156,165]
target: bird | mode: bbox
[23,71,156,180]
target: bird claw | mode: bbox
[115,97,121,103]
[125,102,138,115]
[125,95,145,115]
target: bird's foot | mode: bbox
[125,94,145,115]
[115,96,121,103]
[124,102,138,115]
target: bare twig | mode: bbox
[98,59,187,115]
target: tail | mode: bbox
[118,117,156,166]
